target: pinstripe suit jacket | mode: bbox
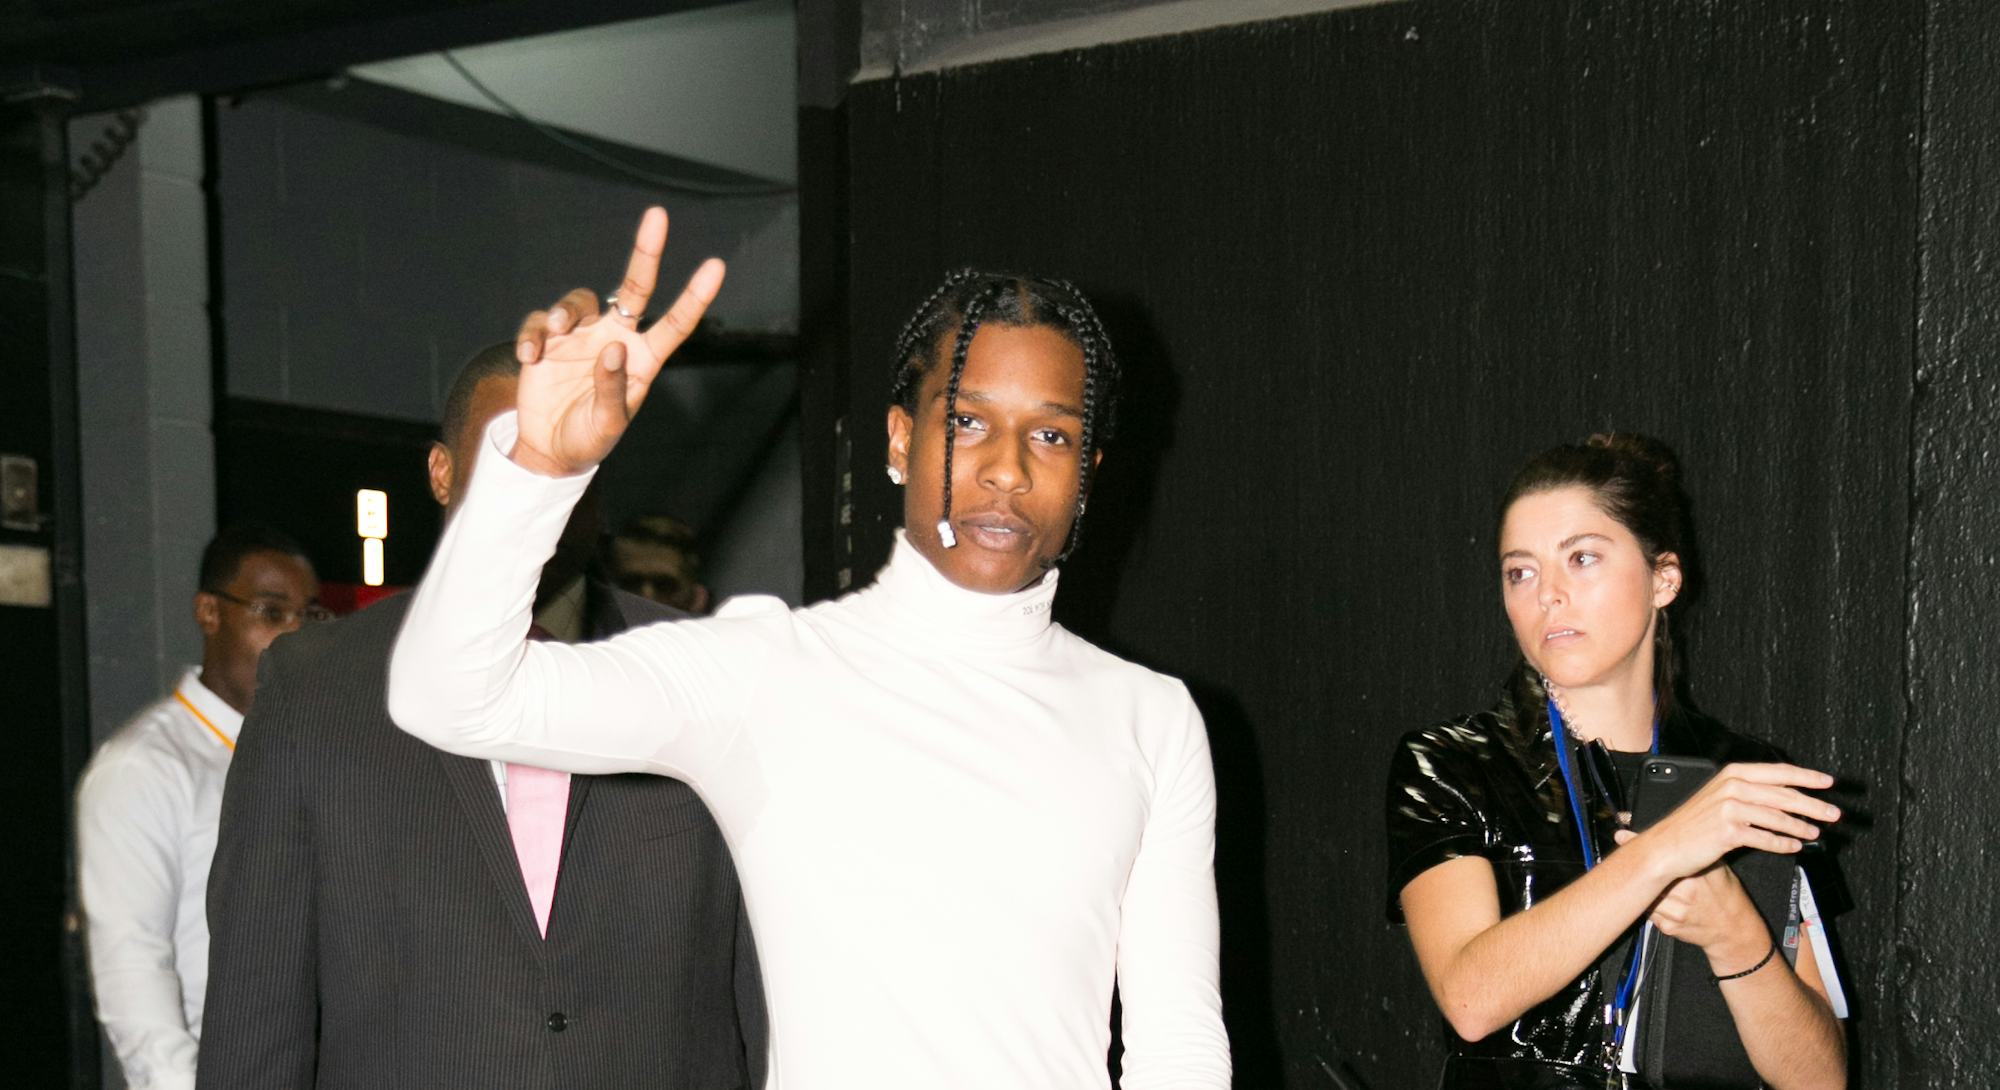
[197,587,765,1090]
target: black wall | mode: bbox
[215,399,442,589]
[818,0,1997,1084]
[1903,0,2000,1075]
[0,93,95,1085]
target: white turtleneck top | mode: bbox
[388,415,1230,1090]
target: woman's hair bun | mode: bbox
[1584,431,1681,486]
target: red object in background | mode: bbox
[320,582,405,616]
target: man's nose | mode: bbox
[979,438,1031,493]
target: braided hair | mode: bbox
[888,269,1121,563]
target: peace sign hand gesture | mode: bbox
[507,206,726,478]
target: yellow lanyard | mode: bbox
[174,690,236,752]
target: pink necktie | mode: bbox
[507,623,569,937]
[506,764,570,937]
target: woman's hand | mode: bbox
[506,206,726,478]
[1613,831,1773,970]
[1622,762,1839,884]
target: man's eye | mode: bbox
[949,413,984,430]
[1034,429,1071,446]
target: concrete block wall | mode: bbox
[213,94,797,419]
[212,94,804,601]
[71,96,216,744]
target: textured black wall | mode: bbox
[0,96,94,1085]
[822,0,1972,1085]
[1903,0,2000,1081]
[861,0,1179,68]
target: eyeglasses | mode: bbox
[210,589,334,627]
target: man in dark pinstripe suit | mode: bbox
[197,345,765,1090]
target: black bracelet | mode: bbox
[1712,939,1779,983]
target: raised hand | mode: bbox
[1623,762,1839,883]
[507,207,726,477]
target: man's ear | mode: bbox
[885,405,913,482]
[193,591,222,637]
[428,443,454,506]
[1652,552,1683,609]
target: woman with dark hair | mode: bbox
[1386,434,1848,1089]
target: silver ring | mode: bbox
[605,294,636,320]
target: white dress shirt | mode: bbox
[387,414,1232,1090]
[77,668,239,1090]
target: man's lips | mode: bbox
[956,511,1035,551]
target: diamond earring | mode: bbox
[887,466,903,485]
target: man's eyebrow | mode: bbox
[929,388,1084,419]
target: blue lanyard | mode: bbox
[1544,700,1656,864]
[1546,698,1659,1066]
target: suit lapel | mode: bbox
[437,749,549,955]
[558,773,593,872]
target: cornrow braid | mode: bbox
[888,269,1122,563]
[936,280,1007,547]
[1046,279,1118,561]
[887,267,979,408]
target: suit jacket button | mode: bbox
[547,1012,568,1033]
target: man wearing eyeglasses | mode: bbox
[76,523,321,1090]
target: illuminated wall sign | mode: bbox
[356,488,388,586]
[356,489,389,540]
[362,537,385,587]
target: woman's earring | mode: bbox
[886,466,903,485]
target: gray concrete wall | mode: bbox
[211,93,804,600]
[213,93,797,419]
[70,93,215,1090]
[70,96,215,745]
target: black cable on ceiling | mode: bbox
[437,50,794,199]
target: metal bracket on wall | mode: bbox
[1,454,42,531]
[0,544,53,608]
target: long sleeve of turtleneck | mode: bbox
[389,412,1230,1090]
[389,413,767,782]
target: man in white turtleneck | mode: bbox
[387,209,1230,1089]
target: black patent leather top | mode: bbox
[1383,664,1781,1089]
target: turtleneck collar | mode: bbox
[857,529,1060,646]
